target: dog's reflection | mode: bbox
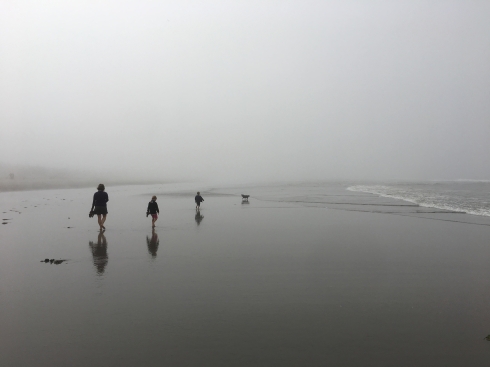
[195,211,204,226]
[146,229,160,258]
[89,231,108,275]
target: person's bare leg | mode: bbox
[101,214,107,229]
[97,214,103,231]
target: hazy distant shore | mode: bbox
[0,164,181,192]
[0,178,169,193]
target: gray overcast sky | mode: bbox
[1,0,489,183]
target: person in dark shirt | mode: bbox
[91,183,109,231]
[195,192,204,211]
[146,196,159,228]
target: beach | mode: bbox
[1,182,490,366]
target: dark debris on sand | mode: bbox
[41,259,67,265]
[485,335,490,341]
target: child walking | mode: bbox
[195,192,204,210]
[146,196,159,227]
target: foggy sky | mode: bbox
[1,0,489,183]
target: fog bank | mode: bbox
[1,1,489,182]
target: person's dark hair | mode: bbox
[97,184,105,191]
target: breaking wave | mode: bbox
[347,183,490,217]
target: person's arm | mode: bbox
[156,202,159,213]
[147,202,151,214]
[105,192,109,203]
[91,193,96,211]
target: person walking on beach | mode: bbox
[91,184,109,231]
[146,196,159,227]
[195,192,204,210]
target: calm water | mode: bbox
[1,182,490,366]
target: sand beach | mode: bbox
[1,182,490,366]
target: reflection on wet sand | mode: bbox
[195,211,204,226]
[146,229,159,258]
[89,231,108,275]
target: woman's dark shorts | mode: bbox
[94,206,108,215]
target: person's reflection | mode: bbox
[195,211,204,226]
[89,230,108,275]
[146,229,160,258]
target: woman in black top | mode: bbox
[91,184,109,231]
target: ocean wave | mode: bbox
[452,179,490,183]
[347,184,490,217]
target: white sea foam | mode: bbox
[347,183,490,217]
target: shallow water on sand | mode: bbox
[1,183,490,366]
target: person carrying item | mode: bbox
[195,192,204,210]
[90,184,109,231]
[146,196,159,228]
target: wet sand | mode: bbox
[1,183,490,366]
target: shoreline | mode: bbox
[347,183,490,218]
